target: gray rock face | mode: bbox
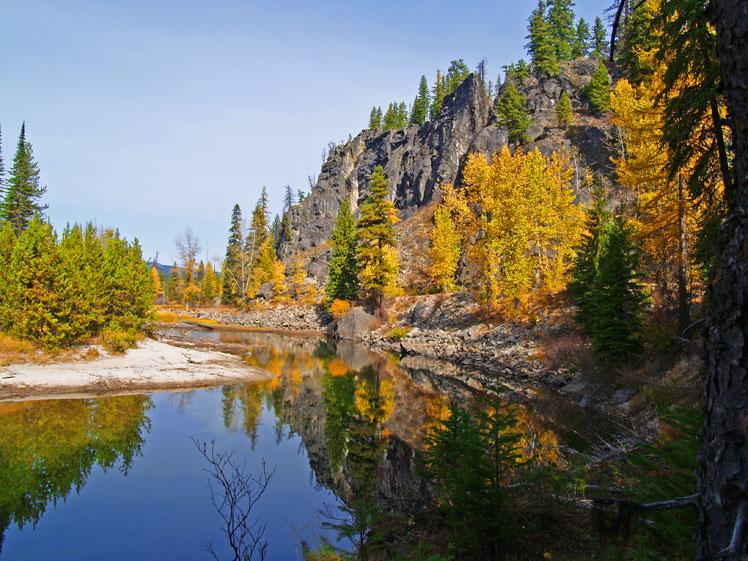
[283,59,611,279]
[336,307,378,340]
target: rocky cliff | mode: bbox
[283,58,611,279]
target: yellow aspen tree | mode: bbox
[271,258,289,304]
[429,184,469,292]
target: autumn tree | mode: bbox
[356,166,399,310]
[460,148,583,313]
[496,81,532,144]
[151,266,163,301]
[202,261,218,303]
[271,259,289,304]
[325,199,359,302]
[429,185,468,293]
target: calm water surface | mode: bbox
[0,330,608,561]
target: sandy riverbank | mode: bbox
[0,338,271,400]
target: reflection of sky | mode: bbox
[4,388,344,561]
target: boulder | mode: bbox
[256,282,274,300]
[336,307,378,340]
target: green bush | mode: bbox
[99,327,142,353]
[385,326,411,341]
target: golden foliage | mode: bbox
[328,299,351,319]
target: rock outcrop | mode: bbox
[282,59,611,282]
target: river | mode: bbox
[0,329,610,561]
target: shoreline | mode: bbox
[0,337,271,401]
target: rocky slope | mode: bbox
[282,59,611,280]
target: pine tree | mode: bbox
[0,125,5,207]
[247,188,275,295]
[547,0,577,60]
[445,59,470,95]
[167,262,180,303]
[410,75,430,125]
[383,103,398,130]
[297,189,306,203]
[573,17,591,58]
[591,17,608,59]
[284,185,295,211]
[431,70,445,120]
[369,106,381,130]
[589,216,648,362]
[556,90,573,127]
[356,166,399,309]
[1,123,47,233]
[222,204,243,304]
[586,62,612,112]
[325,199,359,302]
[526,0,560,76]
[496,81,532,144]
[271,214,282,254]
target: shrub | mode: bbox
[0,333,35,354]
[99,327,142,353]
[385,326,411,341]
[329,299,351,320]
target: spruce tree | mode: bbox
[589,216,648,362]
[356,166,399,309]
[547,0,577,60]
[591,17,608,59]
[396,101,408,128]
[496,81,532,144]
[222,204,243,304]
[573,17,591,58]
[556,90,573,127]
[325,199,359,303]
[168,262,180,302]
[585,62,611,112]
[283,184,295,211]
[445,59,470,95]
[0,125,5,206]
[526,0,560,76]
[1,123,47,233]
[271,213,282,254]
[431,70,445,120]
[410,75,430,125]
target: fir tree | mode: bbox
[585,62,612,112]
[222,204,243,304]
[526,0,560,76]
[430,70,445,120]
[496,81,532,144]
[202,261,217,303]
[589,216,648,362]
[1,123,47,233]
[591,17,608,59]
[356,166,399,309]
[396,101,408,128]
[410,75,430,125]
[271,213,282,254]
[325,199,359,302]
[297,189,306,203]
[547,0,577,60]
[556,89,573,127]
[445,59,470,95]
[283,185,295,211]
[167,262,180,303]
[247,187,275,295]
[0,125,5,206]
[573,17,591,58]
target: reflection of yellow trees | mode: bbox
[511,404,561,466]
[0,395,151,530]
[354,376,395,425]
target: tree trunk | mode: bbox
[678,175,690,332]
[698,1,748,558]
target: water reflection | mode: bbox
[0,395,152,554]
[1,329,608,559]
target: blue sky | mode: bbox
[0,0,607,264]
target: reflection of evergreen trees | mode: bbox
[0,395,152,548]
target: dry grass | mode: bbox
[155,308,218,325]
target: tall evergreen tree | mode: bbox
[431,70,445,120]
[1,123,47,233]
[396,101,408,128]
[590,17,608,59]
[585,62,612,112]
[589,216,648,362]
[573,17,591,58]
[356,166,399,309]
[526,0,560,76]
[247,187,275,295]
[325,199,359,302]
[0,125,5,205]
[368,106,381,130]
[283,185,295,211]
[496,81,532,144]
[547,0,577,60]
[445,59,470,95]
[222,204,243,304]
[556,89,573,127]
[271,213,282,254]
[410,75,430,125]
[383,103,398,130]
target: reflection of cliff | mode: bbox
[0,395,152,553]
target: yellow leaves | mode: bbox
[328,299,351,319]
[458,147,583,314]
[150,266,162,296]
[429,202,462,293]
[271,259,289,304]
